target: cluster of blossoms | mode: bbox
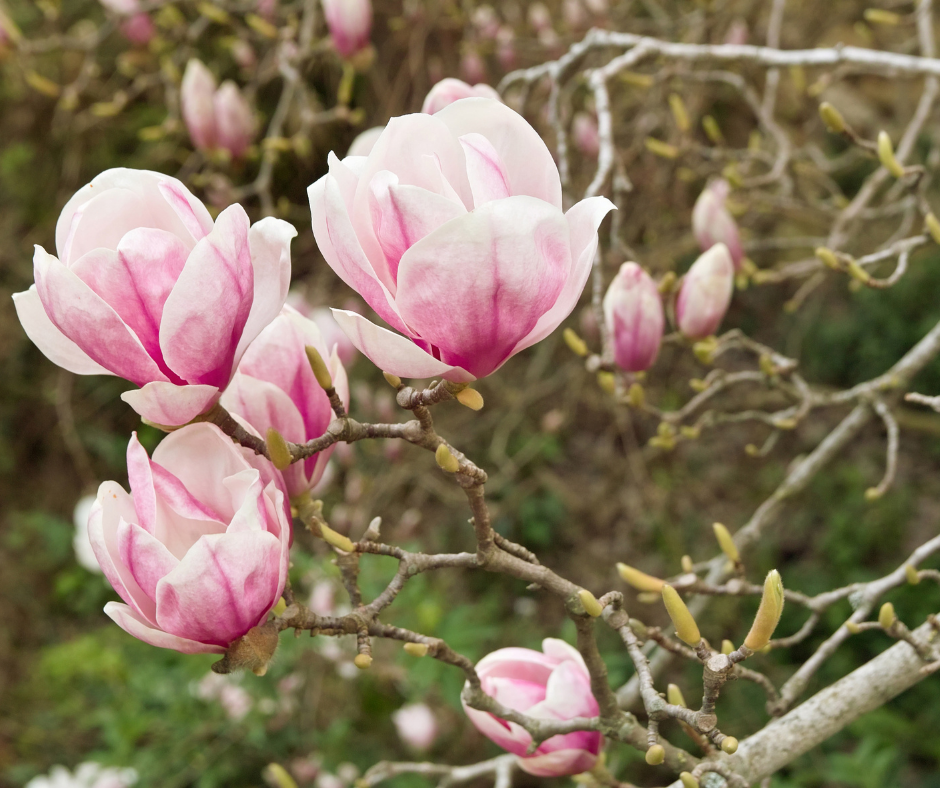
[26,763,137,788]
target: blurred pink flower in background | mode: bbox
[73,494,101,573]
[89,423,291,654]
[308,99,613,382]
[98,0,154,46]
[321,0,372,59]
[603,262,664,372]
[459,49,487,85]
[676,243,735,339]
[724,18,750,45]
[181,59,256,159]
[421,78,501,115]
[462,639,602,776]
[13,168,295,426]
[392,703,439,751]
[471,5,500,40]
[25,763,137,788]
[571,111,600,158]
[692,178,744,270]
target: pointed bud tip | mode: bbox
[667,683,686,708]
[578,588,604,617]
[563,327,589,357]
[680,773,699,788]
[305,345,334,390]
[383,371,402,388]
[662,585,702,646]
[712,523,740,563]
[266,427,293,471]
[617,563,665,592]
[744,569,785,651]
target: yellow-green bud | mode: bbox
[563,327,589,357]
[877,131,906,178]
[578,588,604,617]
[721,736,739,754]
[271,597,288,617]
[721,639,734,655]
[905,564,921,585]
[266,427,293,471]
[320,522,356,553]
[864,8,901,25]
[712,523,740,564]
[846,621,861,634]
[456,388,484,411]
[669,93,690,132]
[245,12,279,37]
[815,247,841,270]
[681,555,694,573]
[354,653,373,670]
[627,383,645,408]
[435,444,460,473]
[645,744,665,765]
[263,763,299,788]
[662,585,702,646]
[702,115,723,144]
[819,102,846,134]
[667,683,686,707]
[404,642,429,657]
[744,570,785,651]
[597,371,616,395]
[926,212,940,245]
[305,345,334,390]
[644,137,679,159]
[680,773,699,788]
[617,563,665,592]
[383,371,402,388]
[878,602,897,630]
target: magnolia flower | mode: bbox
[572,112,600,158]
[471,5,500,40]
[392,703,438,751]
[98,0,154,45]
[459,49,486,84]
[89,423,291,654]
[462,639,602,776]
[73,494,101,573]
[421,78,501,115]
[347,126,385,157]
[285,290,359,366]
[691,179,744,270]
[676,243,735,339]
[13,168,295,427]
[321,0,372,59]
[25,763,137,788]
[308,98,613,381]
[221,307,349,498]
[181,59,256,159]
[603,262,664,372]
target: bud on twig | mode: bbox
[681,555,694,573]
[617,563,665,592]
[383,371,402,388]
[819,102,846,134]
[404,642,429,657]
[721,639,734,655]
[744,570,785,651]
[877,131,906,178]
[926,213,940,245]
[864,8,901,25]
[667,683,686,707]
[435,444,460,473]
[578,588,604,617]
[906,564,921,585]
[679,773,699,788]
[263,763,299,788]
[645,744,665,765]
[815,247,841,270]
[266,427,292,471]
[669,93,690,132]
[455,388,484,411]
[645,137,679,159]
[305,345,334,390]
[662,585,701,646]
[721,736,739,754]
[354,653,373,669]
[879,602,897,629]
[563,327,589,357]
[712,523,740,565]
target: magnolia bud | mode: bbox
[578,588,603,617]
[681,555,694,573]
[680,773,699,788]
[645,744,665,765]
[214,81,255,160]
[669,93,690,132]
[455,388,484,411]
[354,653,373,669]
[878,602,897,629]
[819,102,846,134]
[572,111,600,158]
[691,179,744,270]
[181,59,218,152]
[617,563,665,592]
[435,444,459,473]
[305,345,334,390]
[322,0,372,59]
[603,263,665,372]
[667,683,686,707]
[662,585,701,646]
[877,131,905,178]
[404,642,429,657]
[721,736,739,754]
[712,523,740,564]
[383,371,402,388]
[676,244,734,339]
[266,427,293,471]
[563,327,589,357]
[721,639,734,655]
[905,564,921,585]
[744,570,785,651]
[926,213,940,245]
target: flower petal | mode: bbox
[12,286,111,376]
[518,748,598,777]
[118,519,180,600]
[542,661,598,719]
[105,601,225,654]
[331,309,473,381]
[158,178,214,242]
[458,133,512,206]
[126,432,157,533]
[120,382,219,427]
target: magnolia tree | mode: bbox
[8,0,940,786]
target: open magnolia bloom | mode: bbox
[308,98,614,382]
[13,169,295,426]
[89,423,291,654]
[462,639,602,776]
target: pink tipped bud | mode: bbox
[421,78,501,114]
[460,49,486,85]
[572,112,600,158]
[214,81,255,159]
[603,263,665,372]
[120,13,155,45]
[181,59,218,152]
[692,179,744,271]
[321,0,372,59]
[676,244,735,339]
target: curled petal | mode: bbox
[105,601,225,654]
[120,382,219,427]
[118,520,180,600]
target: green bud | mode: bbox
[305,345,334,390]
[266,427,292,471]
[645,744,665,765]
[878,602,897,629]
[662,585,702,646]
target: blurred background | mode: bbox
[2,0,940,786]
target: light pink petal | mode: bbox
[459,133,511,206]
[347,126,384,157]
[542,662,599,719]
[331,309,473,382]
[104,601,225,654]
[436,98,563,209]
[486,676,548,711]
[34,246,169,387]
[368,170,467,281]
[475,647,561,684]
[233,217,297,363]
[223,470,267,533]
[395,196,571,378]
[514,196,615,353]
[214,81,255,159]
[180,59,218,151]
[518,748,598,777]
[120,382,219,427]
[463,704,532,756]
[155,530,283,647]
[12,286,111,376]
[158,179,214,242]
[541,638,587,669]
[118,520,180,600]
[126,432,157,533]
[160,204,253,387]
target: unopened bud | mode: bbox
[404,642,429,657]
[925,212,940,245]
[644,137,679,159]
[263,763,299,788]
[905,565,921,585]
[578,588,604,617]
[266,427,292,471]
[681,555,694,573]
[354,653,373,670]
[692,179,744,271]
[712,523,740,564]
[815,247,841,269]
[721,639,734,655]
[604,263,665,373]
[246,12,279,38]
[669,93,690,132]
[680,773,699,788]
[864,487,882,501]
[877,131,906,178]
[678,245,734,339]
[435,443,460,473]
[628,383,645,408]
[864,8,901,24]
[563,327,589,357]
[662,585,701,646]
[455,388,484,411]
[320,522,356,553]
[383,371,402,388]
[212,621,279,676]
[721,736,739,754]
[597,371,616,394]
[617,563,665,592]
[645,744,665,765]
[744,570,785,651]
[667,683,686,707]
[878,602,897,629]
[305,345,334,390]
[846,620,861,634]
[819,102,846,134]
[271,597,287,617]
[702,115,723,144]
[689,378,709,392]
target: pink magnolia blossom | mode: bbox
[471,5,500,40]
[89,423,291,654]
[25,763,137,788]
[603,262,664,372]
[98,0,154,45]
[307,99,614,381]
[459,49,486,85]
[221,307,349,498]
[421,78,501,115]
[572,111,600,158]
[321,0,372,59]
[463,639,602,776]
[392,703,439,751]
[13,168,295,427]
[181,59,256,159]
[347,126,385,157]
[691,178,744,270]
[286,290,359,365]
[676,243,735,339]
